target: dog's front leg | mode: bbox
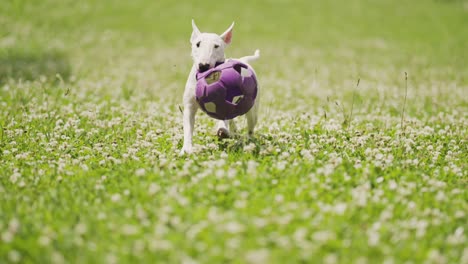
[180,67,199,155]
[180,99,197,155]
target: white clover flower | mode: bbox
[51,251,65,264]
[121,224,139,236]
[247,160,258,175]
[382,257,395,264]
[148,183,160,196]
[105,254,118,264]
[454,210,465,219]
[1,231,13,243]
[461,247,468,264]
[8,219,20,233]
[223,221,245,234]
[276,161,287,171]
[426,249,447,264]
[274,194,284,203]
[38,235,51,246]
[446,227,465,245]
[245,249,269,264]
[333,203,347,215]
[9,172,21,184]
[293,227,308,242]
[8,250,21,263]
[226,237,240,249]
[323,253,338,264]
[97,212,107,220]
[312,230,336,242]
[243,143,256,153]
[435,191,446,201]
[75,223,87,235]
[18,180,26,188]
[367,230,380,246]
[149,239,173,252]
[111,194,121,202]
[216,184,229,192]
[375,153,384,160]
[351,183,370,207]
[252,217,268,229]
[181,256,199,264]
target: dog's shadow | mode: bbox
[0,49,71,83]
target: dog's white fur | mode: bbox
[180,20,260,155]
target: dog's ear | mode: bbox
[191,19,201,43]
[220,22,234,45]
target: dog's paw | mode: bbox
[179,146,193,156]
[217,128,230,139]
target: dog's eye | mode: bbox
[196,41,201,48]
[214,44,219,49]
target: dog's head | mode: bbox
[190,20,234,73]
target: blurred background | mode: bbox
[1,0,467,114]
[0,0,468,127]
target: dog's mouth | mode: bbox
[197,61,225,73]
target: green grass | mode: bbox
[0,0,467,263]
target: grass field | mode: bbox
[1,0,467,263]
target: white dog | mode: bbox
[180,20,260,155]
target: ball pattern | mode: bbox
[195,60,258,120]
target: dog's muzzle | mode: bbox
[198,63,210,73]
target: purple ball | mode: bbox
[196,60,258,120]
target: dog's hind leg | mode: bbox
[217,119,239,139]
[228,119,237,134]
[246,101,258,136]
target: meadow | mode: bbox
[0,0,467,263]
